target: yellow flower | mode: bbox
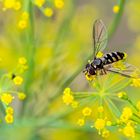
[62,88,74,105]
[1,93,14,105]
[6,107,14,114]
[5,114,14,124]
[137,101,140,110]
[85,74,95,81]
[131,78,140,87]
[94,118,105,130]
[22,12,29,20]
[82,107,92,116]
[44,8,53,17]
[18,92,26,100]
[71,101,78,108]
[97,106,104,113]
[123,124,135,138]
[120,107,132,122]
[18,19,28,29]
[96,51,103,58]
[63,87,71,94]
[34,0,45,7]
[13,76,23,85]
[54,0,64,9]
[102,129,110,138]
[3,0,16,9]
[18,57,27,65]
[113,5,120,13]
[13,1,21,10]
[77,118,85,126]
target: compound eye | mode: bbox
[85,63,90,68]
[93,59,101,65]
[89,67,96,75]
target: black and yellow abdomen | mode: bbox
[102,52,127,65]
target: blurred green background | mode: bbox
[0,0,140,140]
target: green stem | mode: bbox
[108,0,126,39]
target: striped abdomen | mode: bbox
[102,52,126,65]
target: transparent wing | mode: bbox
[93,19,108,59]
[105,62,140,78]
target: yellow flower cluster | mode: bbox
[18,57,28,73]
[5,107,14,124]
[131,78,140,87]
[94,118,110,138]
[1,93,14,105]
[62,88,78,108]
[18,12,29,30]
[120,107,132,123]
[3,0,21,11]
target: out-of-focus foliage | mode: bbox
[0,0,139,140]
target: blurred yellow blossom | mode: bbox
[71,101,78,108]
[123,123,135,138]
[113,5,120,13]
[13,1,21,10]
[22,12,29,20]
[18,20,28,29]
[34,0,45,7]
[6,107,14,115]
[97,106,104,113]
[18,92,26,100]
[44,8,53,17]
[62,88,74,105]
[131,78,140,87]
[77,118,85,126]
[1,93,14,105]
[82,107,92,116]
[5,114,13,124]
[13,76,23,85]
[120,107,132,123]
[54,0,64,9]
[94,118,105,130]
[102,129,110,138]
[3,0,16,9]
[18,57,27,65]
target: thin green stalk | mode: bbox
[108,0,126,39]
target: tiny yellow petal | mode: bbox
[44,8,53,17]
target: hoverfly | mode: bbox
[83,19,139,78]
